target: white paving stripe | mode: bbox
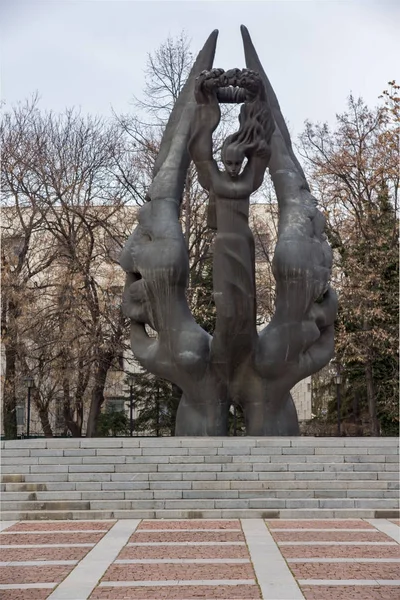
[99,579,256,587]
[137,528,241,532]
[0,521,17,532]
[127,541,245,546]
[367,519,400,543]
[0,543,95,549]
[242,518,305,600]
[298,579,400,586]
[47,519,140,600]
[0,560,78,566]
[287,558,400,563]
[279,541,398,546]
[270,528,376,532]
[140,519,240,522]
[114,558,250,564]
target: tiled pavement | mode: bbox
[0,519,399,599]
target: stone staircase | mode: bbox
[1,437,398,520]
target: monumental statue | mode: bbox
[120,26,337,436]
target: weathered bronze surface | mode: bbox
[120,27,337,435]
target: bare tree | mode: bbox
[300,83,399,435]
[1,97,61,437]
[1,98,137,437]
[136,31,194,124]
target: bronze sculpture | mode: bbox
[120,26,337,436]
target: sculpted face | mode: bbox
[222,145,245,179]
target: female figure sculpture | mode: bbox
[120,27,337,435]
[188,68,277,428]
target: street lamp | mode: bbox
[24,376,34,438]
[155,383,160,438]
[333,363,342,436]
[127,374,135,437]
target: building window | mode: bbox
[16,405,25,426]
[3,236,25,267]
[106,398,125,413]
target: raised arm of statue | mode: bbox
[188,69,223,191]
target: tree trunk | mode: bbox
[2,301,18,439]
[352,391,362,436]
[37,405,53,437]
[86,354,112,437]
[365,360,380,436]
[62,379,82,437]
[63,406,82,437]
[3,377,17,439]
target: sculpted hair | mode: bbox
[222,99,274,160]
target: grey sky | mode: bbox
[1,0,399,136]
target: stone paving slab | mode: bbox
[119,544,249,559]
[91,582,261,600]
[91,583,261,599]
[0,589,53,600]
[0,522,17,532]
[137,519,240,530]
[0,565,72,584]
[266,519,376,529]
[272,530,391,542]
[0,518,399,599]
[268,518,400,600]
[104,562,255,580]
[282,544,400,559]
[0,532,106,545]
[301,585,400,600]
[368,518,400,542]
[0,547,90,562]
[130,529,244,542]
[290,562,400,579]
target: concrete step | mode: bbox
[0,474,25,483]
[2,437,398,449]
[2,479,397,492]
[1,437,397,520]
[2,472,397,487]
[1,489,398,502]
[2,462,398,473]
[2,451,398,461]
[1,507,399,521]
[2,497,398,512]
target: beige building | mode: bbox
[291,377,312,422]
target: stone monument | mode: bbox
[120,26,337,436]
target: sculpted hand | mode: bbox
[195,69,225,104]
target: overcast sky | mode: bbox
[1,0,399,137]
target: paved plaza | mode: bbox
[0,518,399,599]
